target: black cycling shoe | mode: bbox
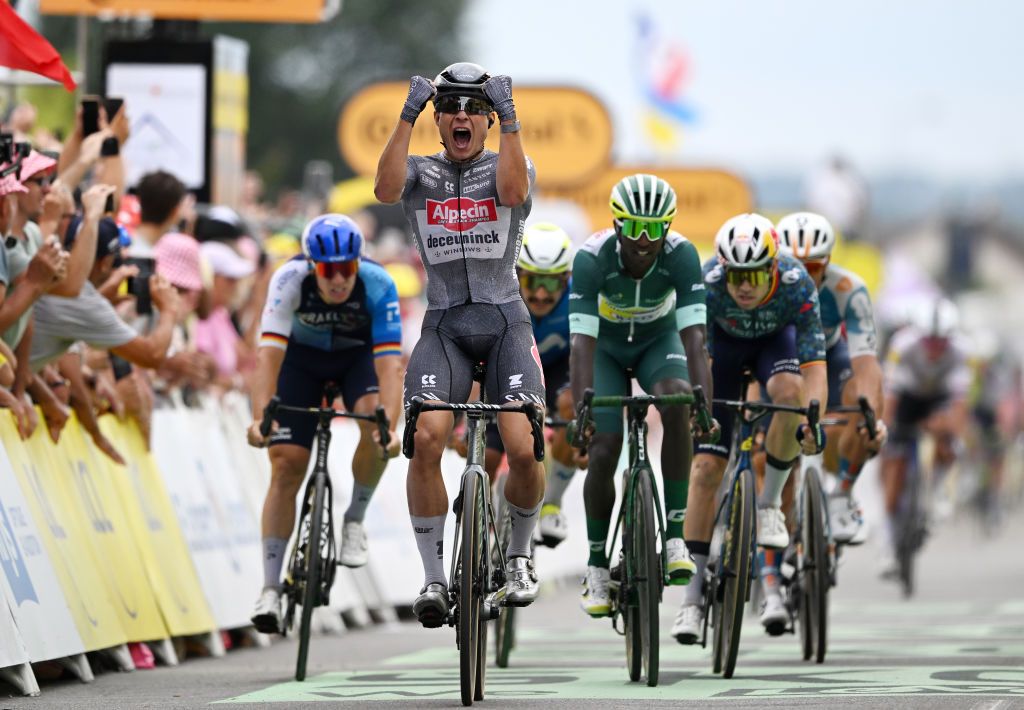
[413,583,449,628]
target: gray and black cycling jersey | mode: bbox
[400,149,536,310]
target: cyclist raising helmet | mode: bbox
[247,214,403,634]
[776,211,887,544]
[374,62,546,627]
[570,174,717,620]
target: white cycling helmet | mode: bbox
[776,211,836,261]
[517,222,573,274]
[715,213,778,269]
[914,297,959,338]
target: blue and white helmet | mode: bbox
[301,214,363,263]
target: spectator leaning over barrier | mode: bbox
[131,170,187,257]
[0,170,35,431]
[195,240,255,388]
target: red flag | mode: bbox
[0,2,77,91]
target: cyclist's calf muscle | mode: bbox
[683,454,728,541]
[408,410,455,518]
[263,443,312,539]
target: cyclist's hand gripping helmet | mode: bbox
[714,213,778,269]
[302,213,364,279]
[609,173,677,241]
[776,211,836,261]
[432,62,495,125]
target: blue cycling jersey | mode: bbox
[703,253,826,365]
[260,256,402,356]
[531,281,570,366]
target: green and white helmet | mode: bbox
[609,173,677,223]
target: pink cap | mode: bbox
[0,170,28,196]
[155,232,203,290]
[19,151,56,181]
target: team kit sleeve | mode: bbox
[568,250,601,338]
[793,273,828,366]
[401,156,420,199]
[258,261,303,351]
[365,264,403,358]
[842,281,879,358]
[670,240,707,330]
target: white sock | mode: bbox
[506,497,542,559]
[543,461,576,507]
[411,515,447,587]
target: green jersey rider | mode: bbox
[570,173,718,619]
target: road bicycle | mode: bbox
[260,391,390,681]
[573,385,710,687]
[403,366,545,706]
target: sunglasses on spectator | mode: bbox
[801,259,828,278]
[518,271,567,293]
[615,218,671,241]
[25,176,51,187]
[725,266,773,286]
[314,260,359,279]
[434,95,493,115]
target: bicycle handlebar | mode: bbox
[571,386,711,451]
[819,397,877,441]
[260,396,392,458]
[403,397,545,462]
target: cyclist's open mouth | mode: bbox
[452,127,472,150]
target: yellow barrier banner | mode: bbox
[45,416,168,643]
[99,417,216,637]
[0,415,126,651]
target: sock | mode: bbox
[759,548,781,595]
[586,516,611,568]
[411,515,447,587]
[344,482,376,523]
[664,479,688,539]
[506,497,542,559]
[262,537,288,591]
[837,458,861,494]
[759,453,796,508]
[682,540,710,605]
[543,460,576,508]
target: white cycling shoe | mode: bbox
[580,566,612,618]
[759,592,788,636]
[829,493,863,545]
[671,603,704,645]
[536,505,568,548]
[757,506,789,548]
[250,587,283,634]
[665,538,696,585]
[339,520,368,568]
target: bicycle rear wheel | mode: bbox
[458,471,483,706]
[635,471,661,686]
[295,472,328,682]
[897,459,924,599]
[493,492,516,668]
[718,468,755,679]
[799,466,829,663]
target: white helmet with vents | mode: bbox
[517,222,573,274]
[776,212,836,260]
[714,213,778,268]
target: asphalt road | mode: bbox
[3,506,1023,709]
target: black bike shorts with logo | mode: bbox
[404,301,545,410]
[270,343,378,449]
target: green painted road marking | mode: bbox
[218,666,1024,703]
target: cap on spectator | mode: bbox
[63,215,124,259]
[201,240,255,279]
[0,173,27,195]
[194,205,247,241]
[155,232,203,290]
[19,150,56,181]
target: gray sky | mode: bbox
[466,0,1022,182]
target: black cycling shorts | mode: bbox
[486,354,569,453]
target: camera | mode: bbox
[124,256,155,315]
[0,133,31,176]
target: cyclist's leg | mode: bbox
[924,397,966,517]
[405,314,475,601]
[757,326,803,524]
[539,358,576,546]
[340,348,387,523]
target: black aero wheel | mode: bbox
[719,468,755,679]
[623,505,643,682]
[295,472,327,682]
[800,466,829,663]
[710,567,723,674]
[474,480,488,701]
[459,471,481,706]
[635,471,661,687]
[493,493,516,668]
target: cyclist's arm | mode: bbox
[681,325,712,401]
[794,269,829,415]
[251,261,301,424]
[567,248,602,408]
[570,334,597,407]
[495,136,531,207]
[800,361,828,414]
[851,354,884,419]
[373,354,403,431]
[250,346,286,427]
[367,268,404,433]
[374,122,415,204]
[672,238,711,398]
[841,278,884,417]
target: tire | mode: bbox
[493,484,516,669]
[800,467,829,663]
[622,483,643,683]
[718,468,755,679]
[474,509,488,702]
[710,572,723,674]
[295,472,328,682]
[635,471,660,687]
[898,459,922,599]
[459,471,482,706]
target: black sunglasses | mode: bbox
[434,95,493,115]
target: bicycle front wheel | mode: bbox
[458,471,484,706]
[636,470,661,686]
[799,466,829,663]
[295,472,328,682]
[718,468,755,679]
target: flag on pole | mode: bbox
[0,2,77,91]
